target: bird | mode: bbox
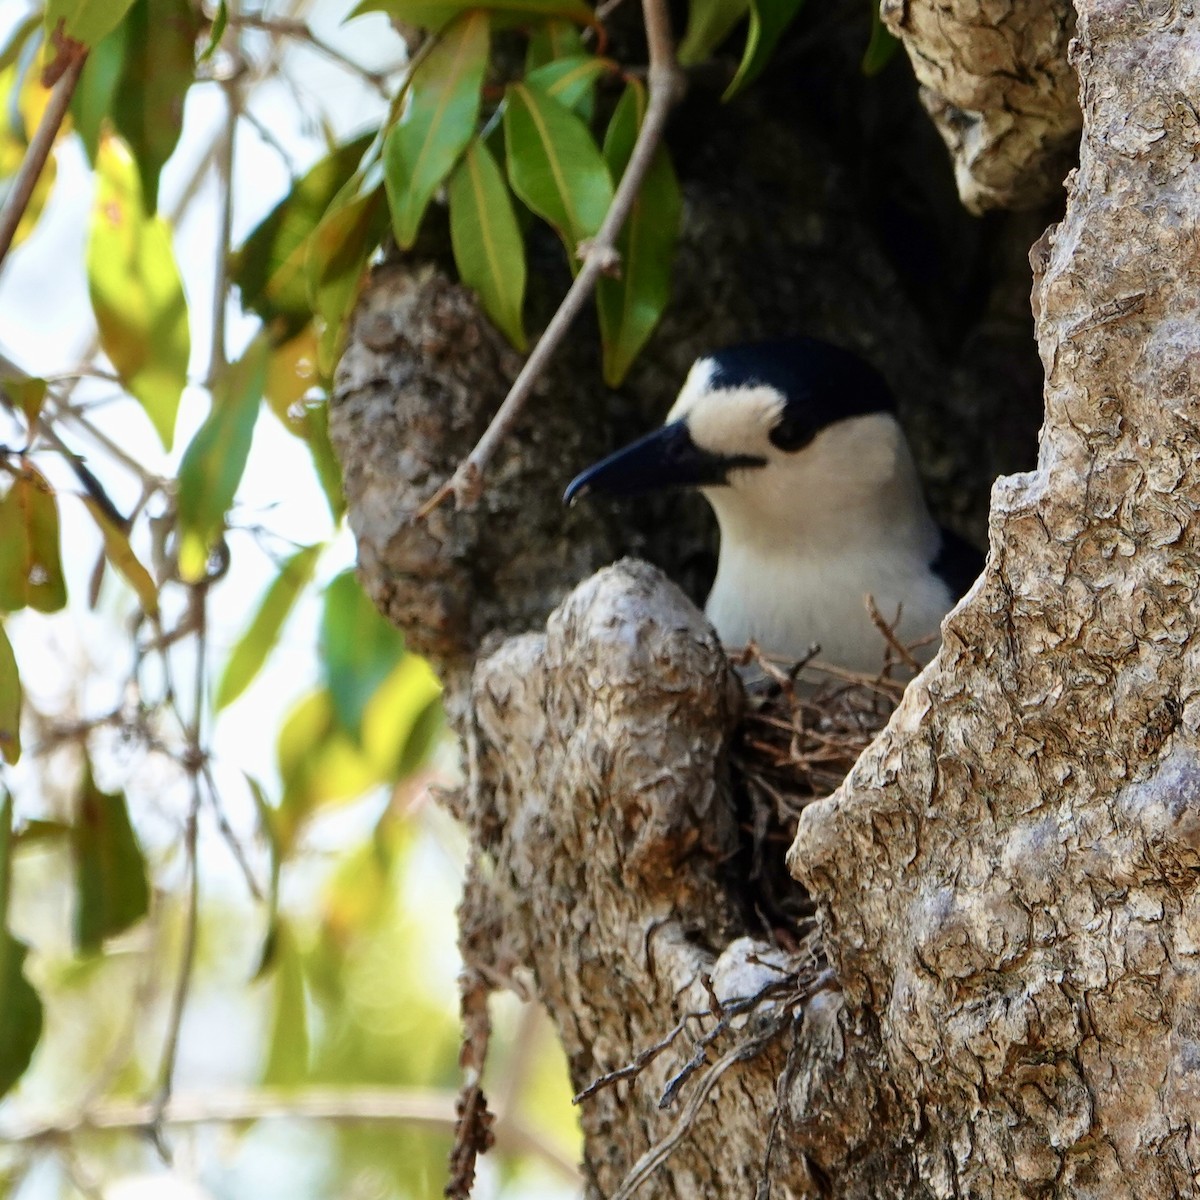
[564,337,982,674]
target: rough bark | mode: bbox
[327,0,1200,1195]
[790,2,1200,1194]
[881,0,1081,212]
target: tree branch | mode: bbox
[226,12,394,96]
[0,38,87,271]
[416,0,685,517]
[2,1088,580,1181]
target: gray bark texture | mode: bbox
[790,2,1200,1193]
[330,0,1199,1195]
[881,0,1080,212]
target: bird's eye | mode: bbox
[768,415,814,453]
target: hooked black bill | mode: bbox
[564,420,767,506]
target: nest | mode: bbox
[728,624,926,938]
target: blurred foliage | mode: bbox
[0,0,895,1193]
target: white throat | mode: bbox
[700,414,952,672]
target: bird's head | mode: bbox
[565,338,909,543]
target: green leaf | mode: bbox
[245,774,281,978]
[0,793,42,1099]
[320,571,407,742]
[305,187,389,377]
[202,0,228,62]
[0,626,20,766]
[108,0,201,213]
[262,921,309,1085]
[216,544,323,710]
[361,655,443,780]
[0,375,46,432]
[596,81,681,386]
[524,53,613,120]
[81,496,159,617]
[862,1,899,75]
[384,10,489,250]
[725,0,805,97]
[525,18,585,69]
[234,135,374,345]
[0,15,41,74]
[0,466,68,614]
[349,0,594,35]
[276,688,380,844]
[71,19,128,162]
[678,0,749,65]
[87,135,190,449]
[72,757,151,954]
[296,399,346,521]
[504,82,612,261]
[176,337,268,583]
[44,0,138,47]
[448,139,527,350]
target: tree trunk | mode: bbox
[331,0,1200,1195]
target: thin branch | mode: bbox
[864,595,921,672]
[148,783,202,1158]
[148,589,209,1153]
[227,12,394,96]
[0,39,87,271]
[608,1029,779,1200]
[2,1088,581,1181]
[207,72,241,385]
[416,0,685,516]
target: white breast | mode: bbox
[696,413,956,673]
[704,539,954,673]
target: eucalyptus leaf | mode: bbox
[176,337,268,582]
[596,81,681,385]
[524,53,613,120]
[306,188,389,377]
[71,19,128,161]
[72,758,151,953]
[216,544,323,710]
[678,0,750,66]
[525,18,585,69]
[0,466,68,614]
[234,135,373,344]
[725,0,805,97]
[384,10,489,249]
[0,626,19,765]
[108,0,201,213]
[44,0,137,48]
[448,139,527,350]
[81,497,159,617]
[320,571,407,742]
[503,81,612,261]
[0,795,41,1099]
[349,0,594,34]
[87,136,190,448]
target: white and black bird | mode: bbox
[565,337,982,673]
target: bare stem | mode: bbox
[207,75,241,385]
[0,43,87,272]
[227,12,394,96]
[148,589,209,1154]
[3,1087,581,1181]
[417,0,684,516]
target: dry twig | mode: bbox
[0,31,87,270]
[417,0,685,516]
